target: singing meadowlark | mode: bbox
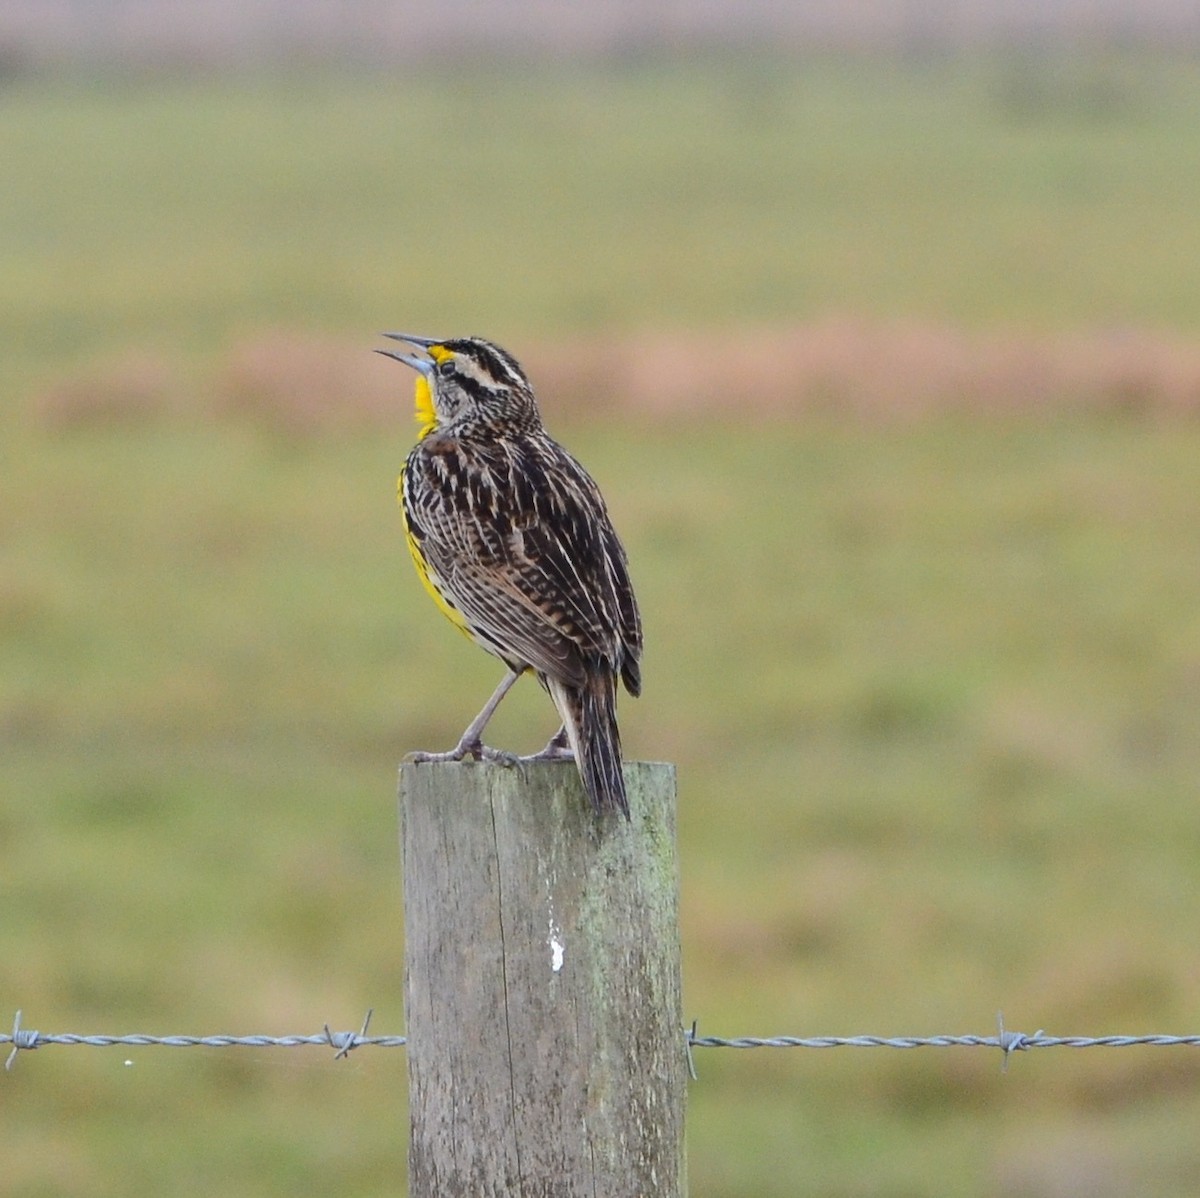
[377,333,642,818]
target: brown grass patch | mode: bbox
[30,320,1200,434]
[30,351,182,430]
[528,319,1200,419]
[218,331,400,435]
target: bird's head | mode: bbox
[377,333,541,438]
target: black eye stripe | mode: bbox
[443,338,526,389]
[453,371,490,402]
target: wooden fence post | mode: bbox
[400,759,686,1198]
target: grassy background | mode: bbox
[4,52,1200,1197]
[7,51,1200,394]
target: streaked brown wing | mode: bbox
[441,556,588,685]
[499,438,641,665]
[407,432,640,688]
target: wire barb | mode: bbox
[324,1009,374,1060]
[995,1011,1042,1073]
[5,1010,40,1072]
[684,1020,699,1081]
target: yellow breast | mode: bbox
[398,470,473,640]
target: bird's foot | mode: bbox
[519,744,576,764]
[405,739,521,768]
[477,745,522,769]
[519,727,576,764]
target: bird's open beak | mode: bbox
[375,332,441,374]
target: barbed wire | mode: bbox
[3,1009,402,1071]
[7,1009,1200,1074]
[682,1015,1200,1078]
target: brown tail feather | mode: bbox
[547,672,628,818]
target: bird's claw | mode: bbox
[405,750,459,764]
[478,746,523,770]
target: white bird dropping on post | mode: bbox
[547,882,566,972]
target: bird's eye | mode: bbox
[437,359,455,377]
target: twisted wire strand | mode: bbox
[3,1008,404,1071]
[686,1033,1200,1049]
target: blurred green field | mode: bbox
[4,53,1200,1198]
[6,49,1200,397]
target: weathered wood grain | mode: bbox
[400,759,685,1198]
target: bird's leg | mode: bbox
[407,668,523,765]
[520,725,575,763]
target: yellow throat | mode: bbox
[413,373,436,440]
[399,359,473,638]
